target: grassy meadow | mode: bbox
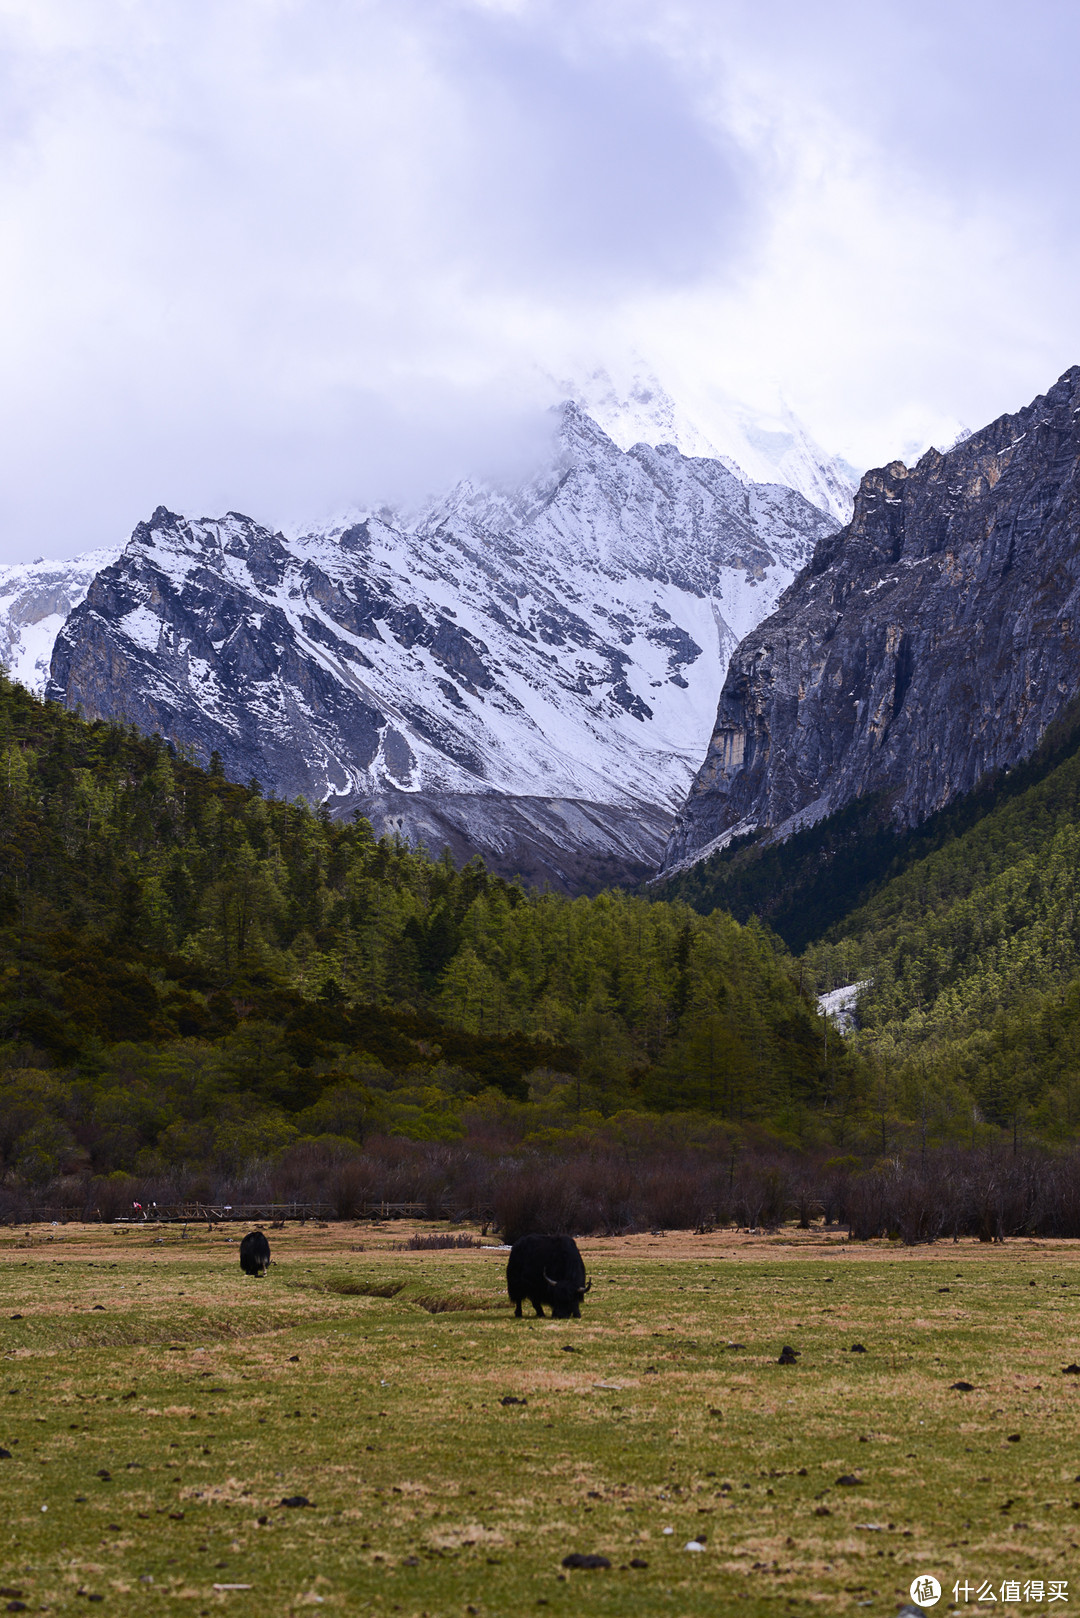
[0,1221,1078,1616]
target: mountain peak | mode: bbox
[556,362,858,524]
[40,403,838,890]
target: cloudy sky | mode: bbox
[0,0,1077,560]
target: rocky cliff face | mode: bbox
[662,366,1080,873]
[47,403,836,890]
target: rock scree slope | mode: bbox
[662,365,1080,873]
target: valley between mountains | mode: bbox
[4,368,1080,1168]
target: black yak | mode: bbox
[239,1230,271,1278]
[506,1234,590,1319]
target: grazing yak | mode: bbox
[506,1234,590,1319]
[239,1230,271,1278]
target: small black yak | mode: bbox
[506,1234,590,1319]
[239,1230,271,1278]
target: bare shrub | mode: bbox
[732,1161,792,1230]
[14,1132,1080,1242]
[85,1175,139,1223]
[492,1164,588,1244]
[399,1233,483,1250]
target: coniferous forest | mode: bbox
[0,678,850,1195]
[661,696,1080,1160]
[5,672,1080,1236]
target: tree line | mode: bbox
[0,676,854,1187]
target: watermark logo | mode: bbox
[953,1580,1068,1603]
[911,1575,942,1608]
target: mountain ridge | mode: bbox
[662,364,1080,874]
[43,402,838,889]
[566,364,858,524]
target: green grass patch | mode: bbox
[1,1223,1078,1615]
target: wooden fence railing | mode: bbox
[26,1201,490,1225]
[105,1201,482,1224]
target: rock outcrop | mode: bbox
[662,366,1080,872]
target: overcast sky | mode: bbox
[0,0,1078,561]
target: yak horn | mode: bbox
[584,1279,592,1293]
[543,1269,556,1286]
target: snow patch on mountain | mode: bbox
[0,549,123,694]
[562,364,859,525]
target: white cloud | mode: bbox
[0,0,1076,558]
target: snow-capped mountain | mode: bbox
[563,365,859,525]
[43,403,838,889]
[0,549,122,695]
